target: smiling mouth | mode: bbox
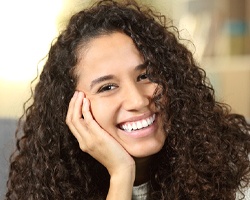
[119,114,156,132]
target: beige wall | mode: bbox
[0,0,60,118]
[204,56,250,120]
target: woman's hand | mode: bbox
[66,91,135,199]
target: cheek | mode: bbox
[144,82,158,98]
[90,99,116,130]
[151,83,158,95]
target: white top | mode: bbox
[132,182,148,200]
[236,186,250,199]
[132,182,250,200]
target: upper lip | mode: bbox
[118,112,155,125]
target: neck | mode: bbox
[133,156,153,186]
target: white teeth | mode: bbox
[136,121,143,129]
[142,119,148,127]
[121,114,156,132]
[132,122,137,130]
[127,124,132,132]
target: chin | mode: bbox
[128,143,164,158]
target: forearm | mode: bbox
[106,167,135,200]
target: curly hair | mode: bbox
[6,0,250,199]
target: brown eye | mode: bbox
[97,84,117,93]
[137,73,148,81]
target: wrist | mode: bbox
[107,168,135,200]
[110,164,135,185]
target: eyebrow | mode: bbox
[90,63,147,89]
[90,75,114,89]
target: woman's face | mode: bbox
[76,32,166,158]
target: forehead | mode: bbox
[79,32,138,59]
[76,32,143,76]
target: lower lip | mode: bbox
[121,116,158,138]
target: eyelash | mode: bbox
[137,72,148,81]
[97,72,149,93]
[97,84,117,93]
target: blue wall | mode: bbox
[0,118,17,199]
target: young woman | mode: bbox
[6,0,250,199]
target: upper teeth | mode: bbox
[120,114,156,132]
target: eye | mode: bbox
[97,84,117,93]
[137,72,149,81]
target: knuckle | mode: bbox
[85,119,95,128]
[79,143,87,152]
[86,142,95,152]
[80,141,95,153]
[65,117,71,125]
[71,117,78,124]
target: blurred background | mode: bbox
[0,0,249,197]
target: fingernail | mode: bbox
[73,91,78,98]
[83,98,87,104]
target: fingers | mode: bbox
[66,92,135,174]
[66,91,100,150]
[81,97,99,130]
[66,91,85,142]
[72,91,84,123]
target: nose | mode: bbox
[122,83,150,111]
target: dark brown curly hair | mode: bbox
[6,0,250,199]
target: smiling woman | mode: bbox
[71,32,166,160]
[5,0,250,199]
